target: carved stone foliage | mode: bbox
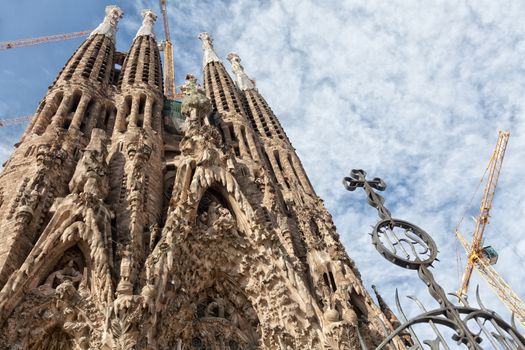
[1,247,101,350]
[0,129,114,348]
[155,193,262,349]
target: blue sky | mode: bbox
[2,0,525,334]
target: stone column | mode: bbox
[244,131,261,162]
[32,98,59,134]
[71,94,91,129]
[50,94,73,128]
[144,97,153,129]
[114,101,127,134]
[234,125,250,158]
[129,96,139,127]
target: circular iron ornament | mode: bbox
[372,218,438,269]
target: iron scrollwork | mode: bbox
[343,169,525,349]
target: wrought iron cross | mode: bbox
[342,169,391,221]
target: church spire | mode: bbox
[227,52,256,91]
[89,5,123,43]
[136,9,157,39]
[198,32,221,66]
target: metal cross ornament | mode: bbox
[342,169,525,349]
[342,169,391,220]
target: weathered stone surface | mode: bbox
[0,7,406,350]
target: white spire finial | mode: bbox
[136,9,158,39]
[227,53,256,91]
[90,5,123,43]
[198,32,221,67]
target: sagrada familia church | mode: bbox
[0,6,406,349]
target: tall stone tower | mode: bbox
[0,6,403,350]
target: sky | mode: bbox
[1,0,525,338]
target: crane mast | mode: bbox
[457,131,509,296]
[0,115,34,127]
[160,0,177,100]
[455,131,525,328]
[0,30,91,51]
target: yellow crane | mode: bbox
[159,0,178,100]
[454,130,525,327]
[1,2,181,125]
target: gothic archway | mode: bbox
[2,245,95,349]
[190,281,261,349]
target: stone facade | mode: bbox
[0,6,404,350]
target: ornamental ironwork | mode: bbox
[343,169,525,349]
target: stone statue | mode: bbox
[44,260,83,289]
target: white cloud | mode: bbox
[193,0,525,332]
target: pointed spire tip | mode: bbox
[227,52,256,91]
[90,5,124,43]
[199,32,221,67]
[136,9,158,39]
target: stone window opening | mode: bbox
[273,150,290,190]
[24,145,35,157]
[322,264,338,294]
[349,289,369,321]
[142,46,151,83]
[34,92,63,135]
[310,218,321,238]
[240,126,252,158]
[153,47,161,87]
[124,95,132,130]
[227,123,240,157]
[79,100,95,133]
[119,174,128,203]
[100,104,116,133]
[136,95,147,128]
[112,63,122,85]
[328,270,337,292]
[63,91,82,129]
[68,91,82,114]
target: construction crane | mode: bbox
[0,30,91,51]
[0,115,34,127]
[159,0,177,100]
[1,29,90,128]
[454,130,525,327]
